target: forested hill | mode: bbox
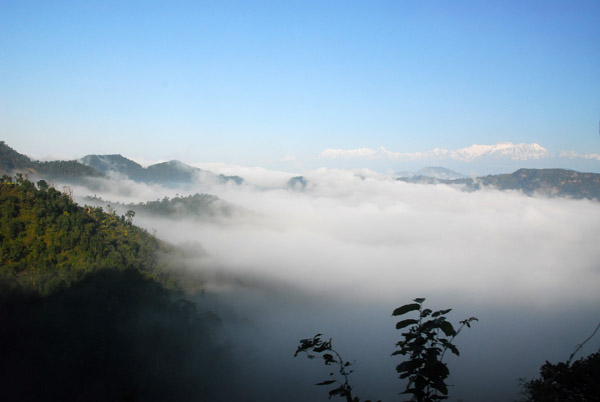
[0,141,32,171]
[0,141,103,183]
[0,175,168,294]
[0,176,240,402]
[0,141,244,186]
[85,193,236,220]
[398,168,600,200]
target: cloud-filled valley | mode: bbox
[70,165,600,402]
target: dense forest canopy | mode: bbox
[0,175,242,401]
[0,174,167,295]
[85,193,235,220]
[0,141,103,184]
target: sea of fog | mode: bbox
[72,167,600,402]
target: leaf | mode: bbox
[396,319,418,329]
[329,386,345,397]
[439,321,456,337]
[413,297,426,303]
[446,343,460,356]
[431,380,448,395]
[315,380,337,386]
[392,303,421,316]
[460,317,479,328]
[432,308,452,318]
[396,359,421,374]
[322,353,334,364]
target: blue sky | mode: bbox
[1,0,599,171]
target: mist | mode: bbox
[71,167,600,402]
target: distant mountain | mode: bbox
[414,167,466,180]
[1,143,244,186]
[446,142,549,162]
[0,141,102,182]
[287,176,308,190]
[394,167,466,180]
[398,168,600,200]
[80,153,244,186]
[475,168,600,199]
[79,154,144,178]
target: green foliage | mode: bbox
[392,298,477,401]
[0,141,32,171]
[0,175,238,401]
[0,141,103,183]
[85,193,234,219]
[35,159,103,180]
[521,321,600,402]
[520,352,600,402]
[296,299,476,402]
[0,176,174,295]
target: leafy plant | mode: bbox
[392,298,477,401]
[294,334,376,402]
[295,299,476,402]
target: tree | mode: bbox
[125,209,135,225]
[520,353,600,402]
[520,321,600,402]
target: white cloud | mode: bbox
[559,150,600,161]
[320,142,551,162]
[121,168,600,307]
[67,167,600,402]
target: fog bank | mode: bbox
[73,168,600,401]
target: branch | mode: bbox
[567,320,600,366]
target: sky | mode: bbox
[1,0,600,173]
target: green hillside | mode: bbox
[0,175,239,402]
[0,175,172,294]
[85,193,235,219]
[0,141,103,183]
[0,141,32,171]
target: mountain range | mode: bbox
[2,141,600,200]
[398,168,600,200]
[0,141,243,186]
[79,153,244,186]
[395,167,467,180]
